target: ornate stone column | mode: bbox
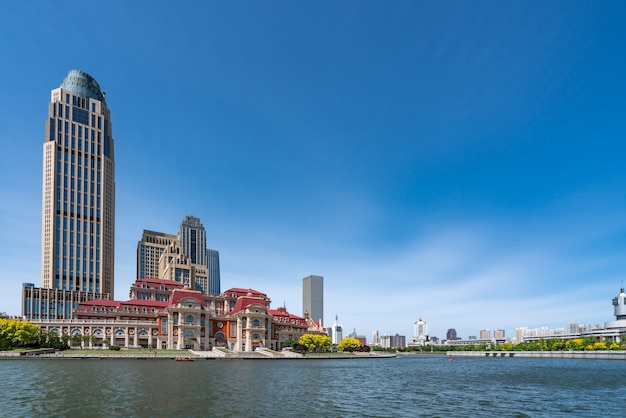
[236,318,242,352]
[246,325,252,352]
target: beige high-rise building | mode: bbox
[136,216,220,295]
[137,230,177,279]
[41,70,115,296]
[302,275,323,326]
[158,240,209,294]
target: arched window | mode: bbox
[185,330,195,338]
[186,314,194,323]
[252,319,260,327]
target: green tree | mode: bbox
[566,338,584,351]
[281,339,299,349]
[592,341,607,350]
[338,337,361,352]
[0,318,39,350]
[71,333,83,347]
[498,342,514,352]
[299,334,332,352]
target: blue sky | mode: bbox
[1,1,625,340]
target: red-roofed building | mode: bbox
[34,279,327,351]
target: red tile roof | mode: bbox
[231,296,268,314]
[120,300,169,308]
[223,288,267,299]
[78,299,121,307]
[134,278,184,289]
[169,288,205,307]
[268,307,308,325]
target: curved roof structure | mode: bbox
[60,69,106,103]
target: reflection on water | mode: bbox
[1,356,624,417]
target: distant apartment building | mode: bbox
[479,329,491,340]
[331,315,343,345]
[371,330,380,346]
[494,329,505,339]
[302,275,323,326]
[567,321,580,334]
[518,286,626,343]
[446,328,458,341]
[381,333,406,349]
[409,318,428,345]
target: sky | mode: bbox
[1,1,625,341]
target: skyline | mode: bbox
[1,1,626,340]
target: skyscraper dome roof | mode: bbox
[60,70,106,103]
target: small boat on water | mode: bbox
[175,356,194,361]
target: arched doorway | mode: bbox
[92,329,104,347]
[214,331,227,347]
[114,329,126,347]
[184,330,196,349]
[137,330,149,348]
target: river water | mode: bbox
[1,355,624,417]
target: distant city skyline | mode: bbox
[1,2,626,340]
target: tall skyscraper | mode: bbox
[207,248,221,295]
[41,70,115,296]
[178,215,220,293]
[302,275,324,326]
[178,215,207,265]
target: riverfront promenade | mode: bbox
[448,350,626,360]
[1,347,396,360]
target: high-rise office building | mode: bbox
[136,215,220,295]
[137,230,177,279]
[41,70,115,296]
[302,275,323,326]
[178,215,207,265]
[23,70,114,320]
[207,248,221,295]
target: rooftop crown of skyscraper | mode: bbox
[60,69,106,103]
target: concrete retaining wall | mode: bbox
[447,350,626,360]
